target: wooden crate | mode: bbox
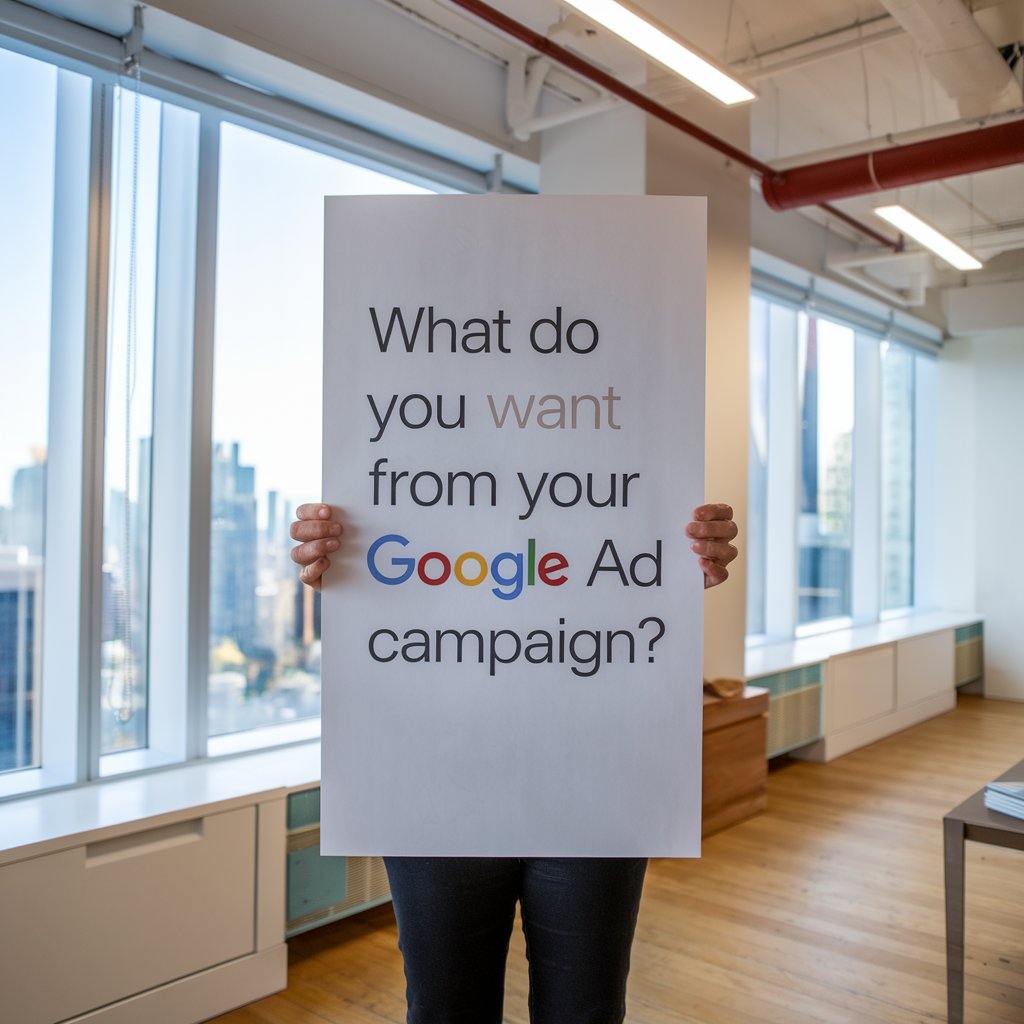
[701,686,769,837]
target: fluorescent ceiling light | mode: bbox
[874,205,983,271]
[561,0,756,106]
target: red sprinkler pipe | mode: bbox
[763,120,1024,210]
[446,0,771,175]
[446,0,902,250]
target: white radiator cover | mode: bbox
[0,795,287,1024]
[794,628,956,762]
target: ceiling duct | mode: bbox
[880,0,1020,118]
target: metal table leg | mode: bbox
[944,816,966,1024]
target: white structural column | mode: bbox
[540,105,646,195]
[646,103,751,682]
[540,95,751,681]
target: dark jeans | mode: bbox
[383,856,648,1024]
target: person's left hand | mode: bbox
[687,504,738,589]
[290,503,341,591]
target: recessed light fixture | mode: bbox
[561,0,756,106]
[874,205,983,271]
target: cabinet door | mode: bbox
[897,629,954,708]
[828,645,895,733]
[0,806,256,1024]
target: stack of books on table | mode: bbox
[984,780,1024,820]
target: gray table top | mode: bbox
[945,757,1024,833]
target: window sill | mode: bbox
[208,717,321,757]
[0,740,321,865]
[744,608,983,679]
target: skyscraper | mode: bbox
[0,555,42,772]
[210,442,258,652]
[10,459,45,556]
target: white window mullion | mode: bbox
[913,355,938,609]
[851,333,881,623]
[30,68,97,793]
[185,112,220,761]
[764,303,799,639]
[145,102,202,766]
[77,77,116,782]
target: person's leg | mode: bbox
[519,857,648,1024]
[383,856,519,1024]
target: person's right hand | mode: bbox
[290,504,341,591]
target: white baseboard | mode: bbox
[64,945,288,1024]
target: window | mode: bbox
[747,291,935,643]
[101,86,161,756]
[99,85,202,775]
[1,48,92,786]
[0,10,478,797]
[208,123,436,748]
[0,48,56,772]
[798,315,855,626]
[880,342,915,611]
[746,296,769,637]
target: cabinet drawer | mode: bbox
[0,806,256,1024]
[828,646,895,732]
[898,629,954,707]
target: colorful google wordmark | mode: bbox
[366,533,568,600]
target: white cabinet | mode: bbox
[897,629,954,708]
[795,628,956,762]
[828,645,895,733]
[0,795,287,1024]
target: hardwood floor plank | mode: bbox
[209,694,1024,1023]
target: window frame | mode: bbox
[746,282,938,648]
[0,9,496,800]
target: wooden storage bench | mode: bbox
[701,685,769,837]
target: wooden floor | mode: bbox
[212,694,1024,1023]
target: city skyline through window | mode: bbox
[0,48,64,773]
[208,121,436,740]
[0,36,447,784]
[746,292,926,643]
[798,314,855,626]
[100,85,165,756]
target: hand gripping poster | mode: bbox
[321,194,706,856]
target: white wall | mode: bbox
[940,329,1024,700]
[936,339,976,613]
[540,106,647,196]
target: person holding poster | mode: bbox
[290,500,737,1024]
[294,193,734,1023]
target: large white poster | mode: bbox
[321,194,706,856]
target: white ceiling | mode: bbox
[23,0,1024,304]
[425,0,1024,301]
[644,0,1024,296]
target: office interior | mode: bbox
[1,0,1023,1021]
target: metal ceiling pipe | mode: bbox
[762,120,1024,210]
[446,0,771,175]
[446,0,901,250]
